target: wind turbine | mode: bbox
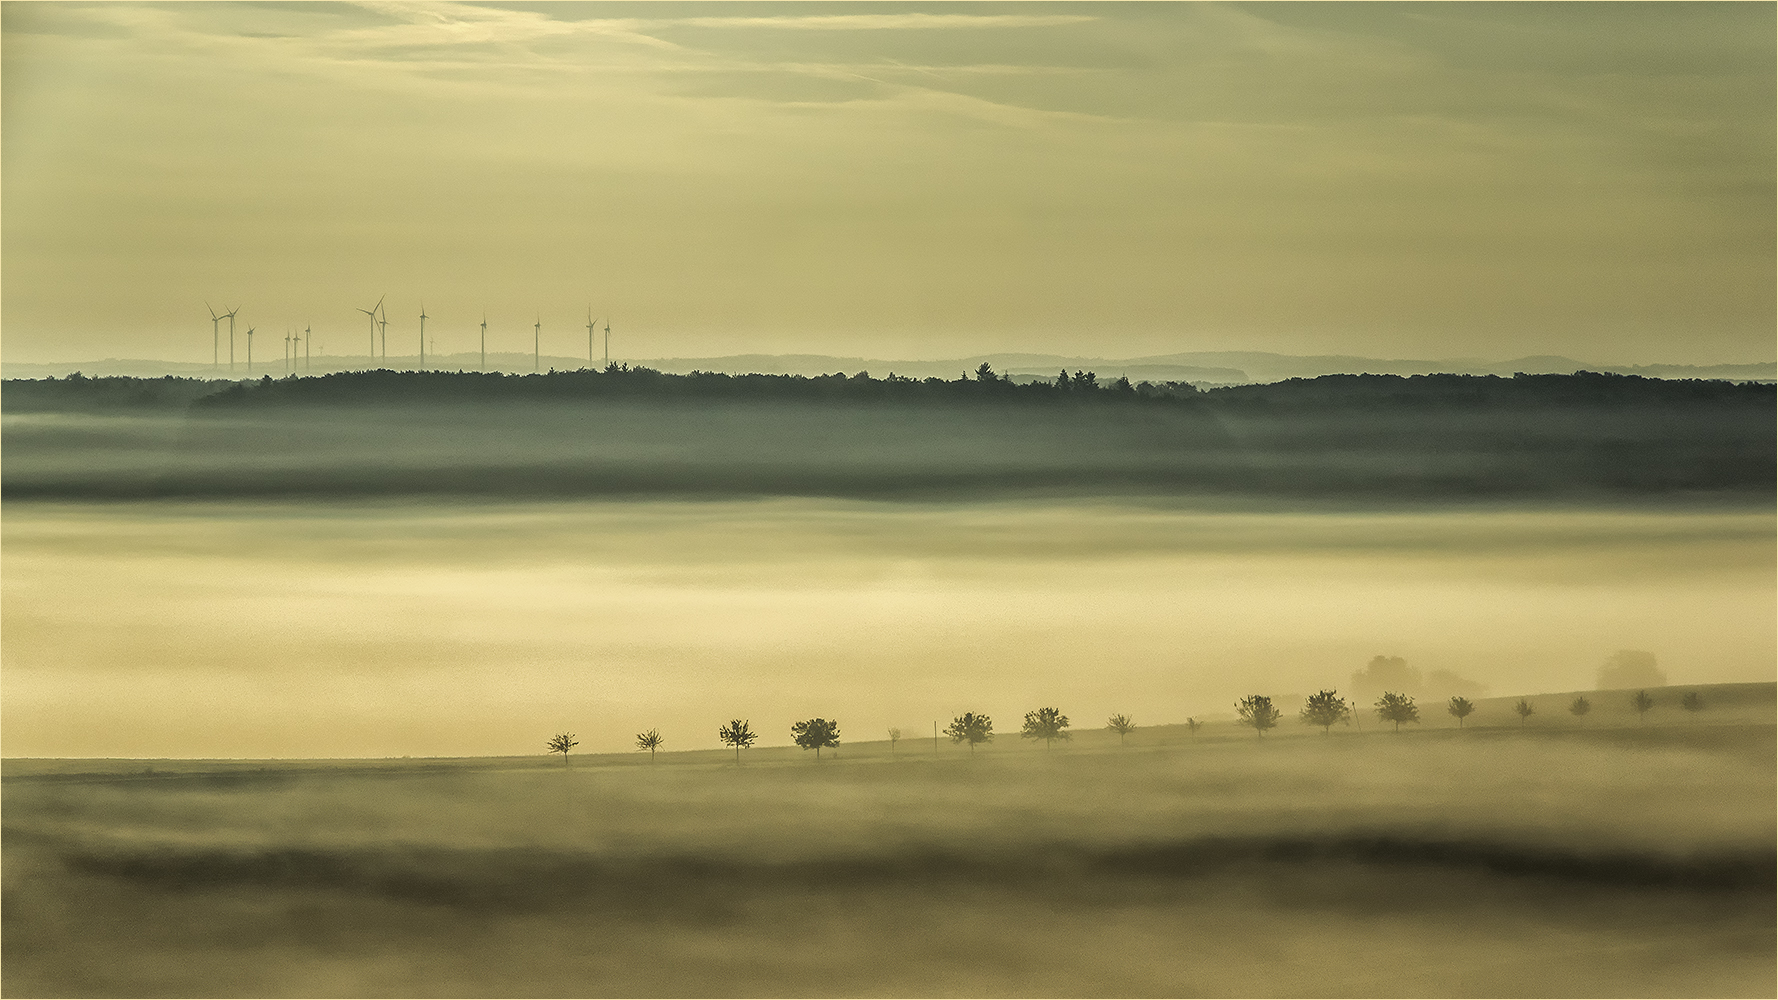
[603,317,611,368]
[586,306,596,365]
[207,303,221,370]
[223,306,240,372]
[245,326,256,373]
[357,295,383,365]
[304,325,312,372]
[377,306,389,361]
[418,302,428,369]
[284,329,293,374]
[480,313,488,371]
[533,315,541,371]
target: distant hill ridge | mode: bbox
[5,351,1772,383]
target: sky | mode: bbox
[3,1,1773,367]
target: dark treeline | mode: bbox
[5,368,1772,503]
[4,365,1772,413]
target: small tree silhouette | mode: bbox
[1569,696,1591,724]
[1186,717,1200,735]
[1021,707,1071,749]
[887,727,902,755]
[1632,689,1655,722]
[1299,690,1350,734]
[1106,714,1136,746]
[1236,695,1280,737]
[1514,698,1535,726]
[718,719,756,764]
[547,733,578,762]
[1681,692,1704,715]
[945,712,993,753]
[1448,696,1475,728]
[1375,692,1419,733]
[791,718,840,759]
[635,728,663,760]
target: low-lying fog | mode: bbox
[4,500,1770,758]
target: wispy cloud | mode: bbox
[660,14,1097,31]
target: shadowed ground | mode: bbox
[6,719,1772,997]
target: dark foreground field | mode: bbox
[6,718,1773,998]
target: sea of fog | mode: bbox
[3,499,1772,758]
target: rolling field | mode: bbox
[6,703,1773,998]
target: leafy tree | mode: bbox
[635,728,663,759]
[1021,707,1071,748]
[1374,692,1419,732]
[1569,696,1591,724]
[547,733,578,762]
[945,712,993,753]
[887,727,901,754]
[718,719,757,763]
[1632,689,1655,722]
[1236,695,1280,737]
[1106,714,1136,746]
[1513,698,1535,726]
[1299,690,1350,734]
[1681,691,1704,715]
[1447,696,1475,728]
[791,718,840,759]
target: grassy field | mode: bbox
[5,695,1773,997]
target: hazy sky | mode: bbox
[4,2,1773,366]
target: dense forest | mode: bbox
[5,367,1772,503]
[4,364,1771,412]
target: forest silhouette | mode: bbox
[5,369,1771,504]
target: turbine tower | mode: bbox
[223,306,240,372]
[284,329,293,374]
[304,325,312,372]
[377,306,389,361]
[207,303,221,370]
[533,315,541,371]
[480,313,488,371]
[418,302,428,369]
[604,317,611,368]
[245,326,255,373]
[357,295,383,366]
[586,306,596,365]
